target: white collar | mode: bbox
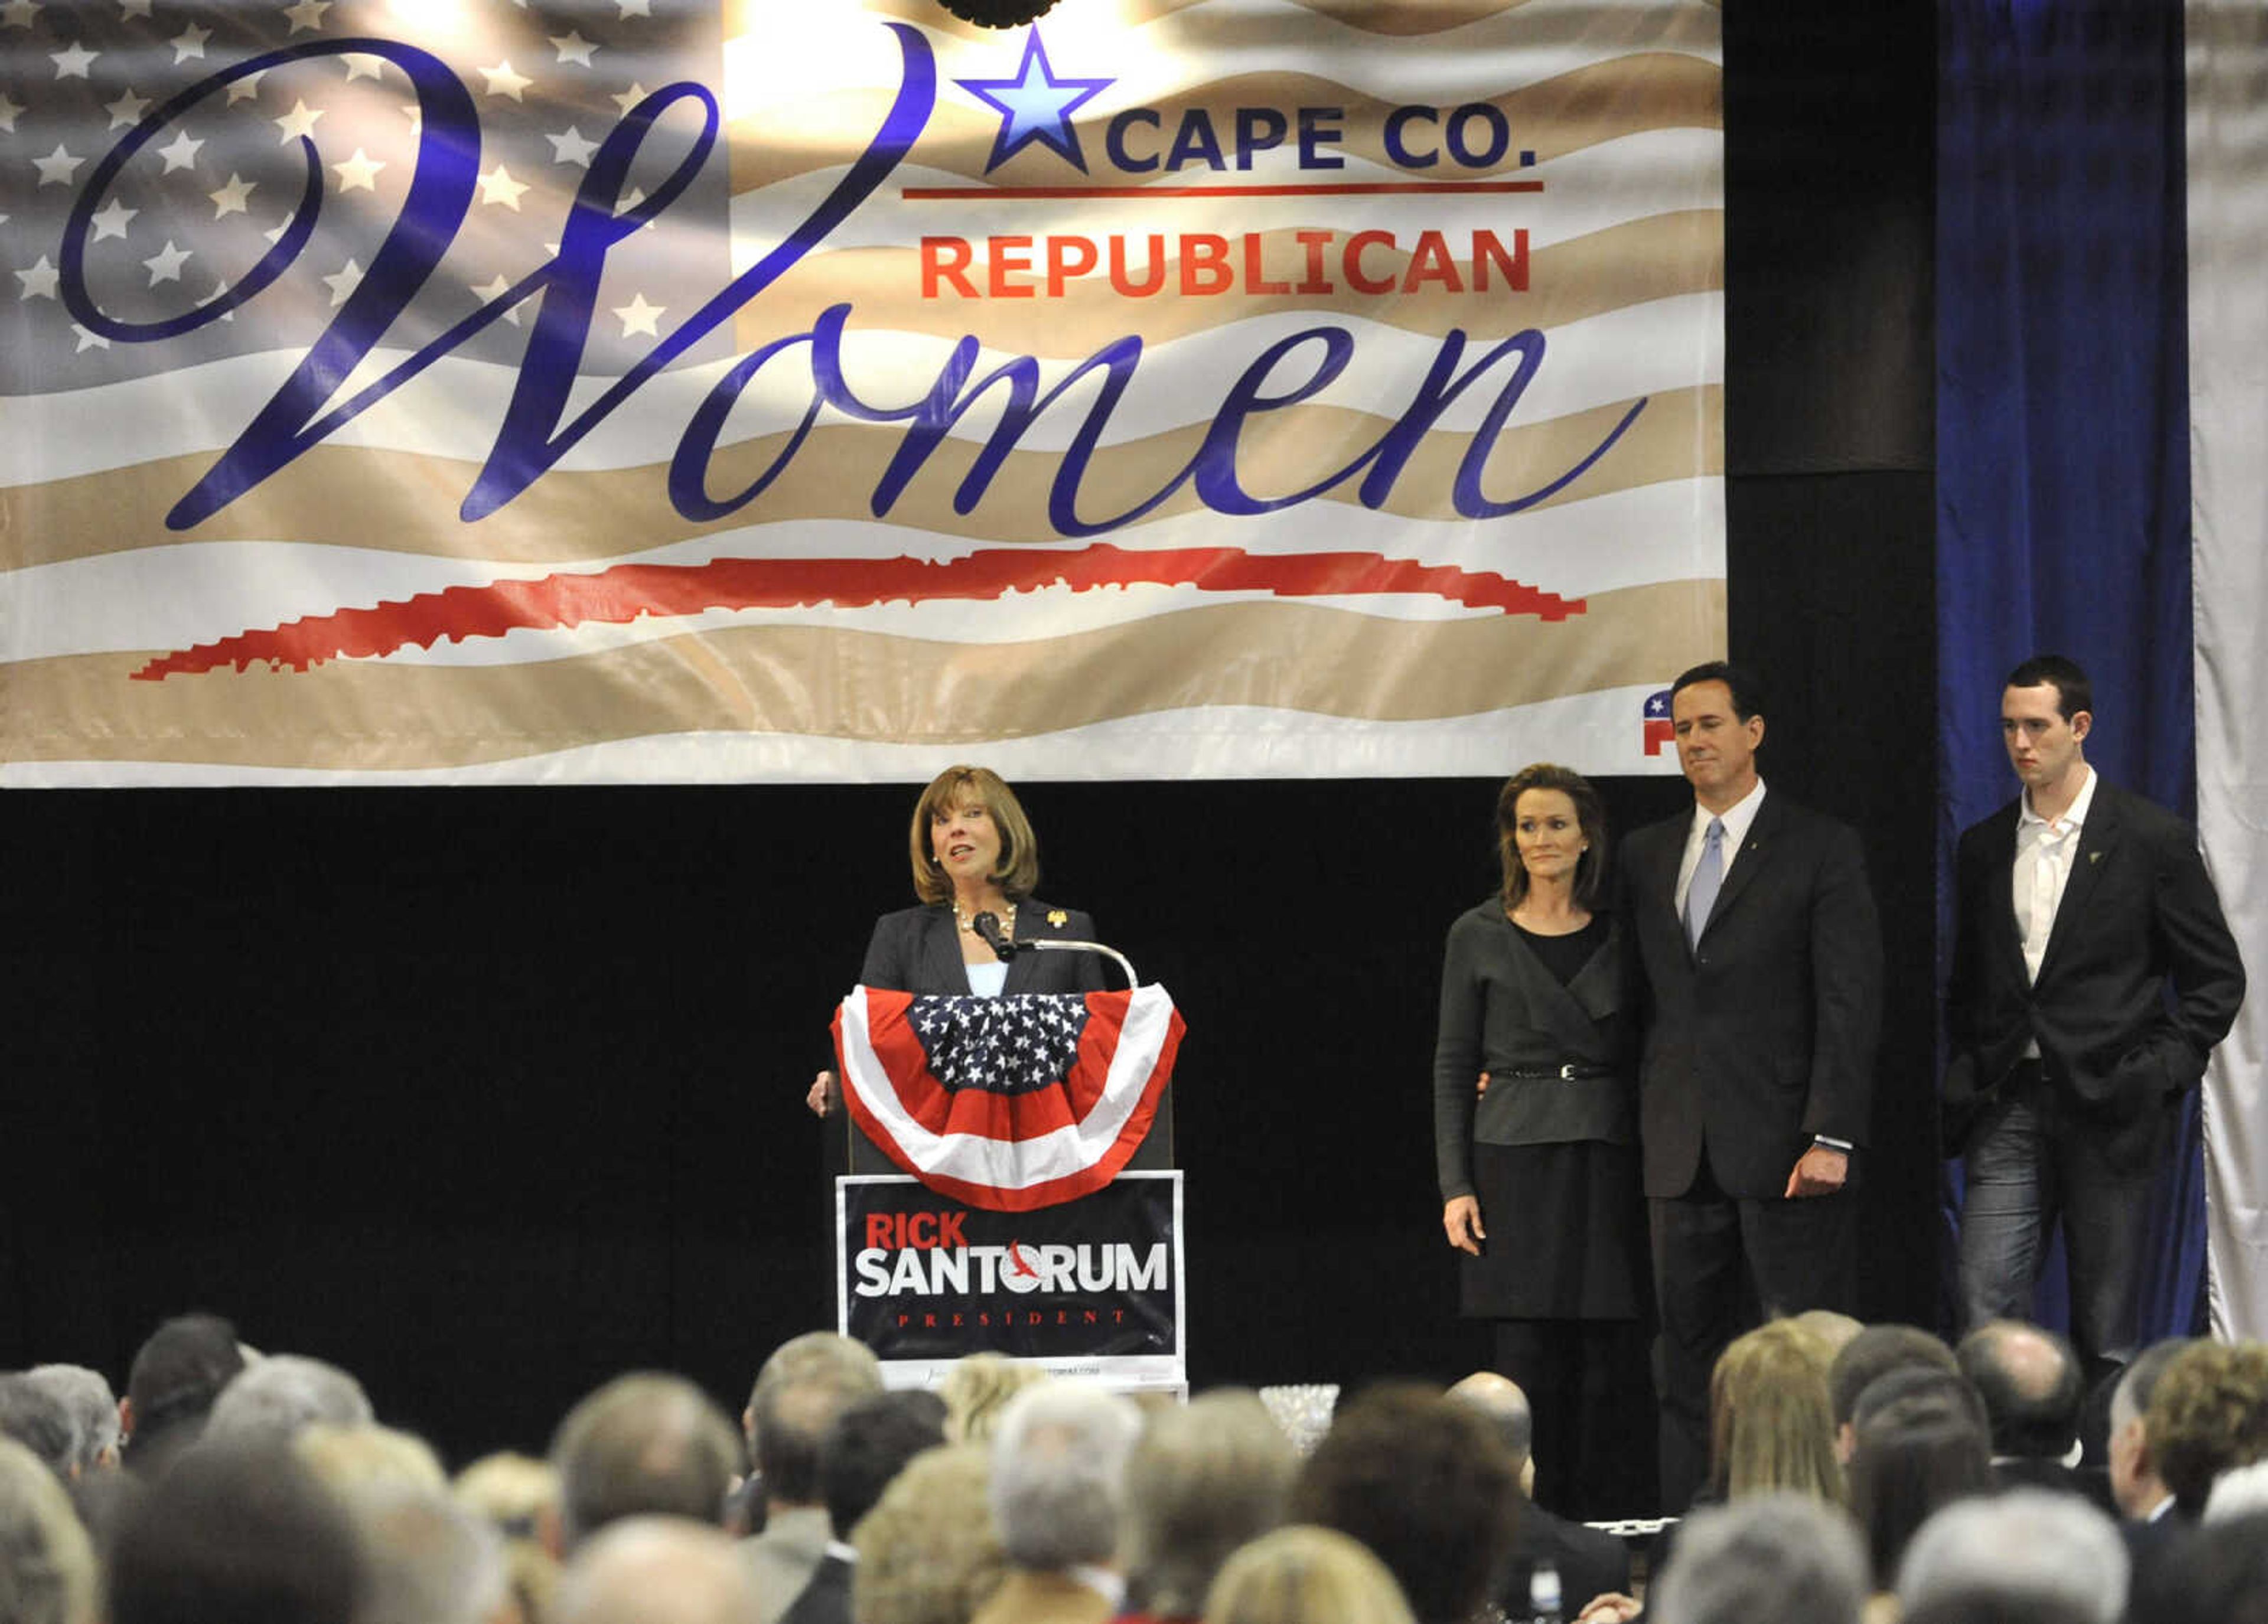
[1067,1566,1125,1607]
[2019,764,2097,832]
[1691,776,1767,846]
[823,1540,859,1564]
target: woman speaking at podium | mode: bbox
[808,765,1103,1115]
[1432,762,1648,1517]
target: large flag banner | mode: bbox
[1,0,1723,784]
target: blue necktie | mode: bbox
[1684,817,1725,949]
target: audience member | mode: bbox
[2124,1508,2268,1624]
[551,1374,742,1553]
[22,1367,121,1475]
[1705,1319,1843,1506]
[2142,1338,2268,1518]
[1649,1491,1868,1624]
[1290,1381,1518,1624]
[1846,1369,1994,1589]
[204,1354,374,1449]
[1956,1322,2105,1506]
[1117,1389,1295,1624]
[1447,1372,1629,1619]
[851,1442,1005,1624]
[340,1483,511,1624]
[940,1356,1047,1447]
[553,1517,758,1624]
[2104,1339,2189,1525]
[1895,1488,2125,1624]
[455,1453,565,1624]
[295,1422,448,1498]
[977,1381,1142,1624]
[1829,1324,1961,1465]
[120,1312,247,1475]
[0,1435,97,1624]
[1199,1525,1416,1624]
[743,1335,885,1624]
[783,1393,949,1624]
[108,1440,367,1624]
[1795,1310,1867,1360]
[0,1377,76,1479]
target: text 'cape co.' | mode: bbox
[1,0,1725,784]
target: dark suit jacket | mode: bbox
[860,901,1107,996]
[1621,792,1884,1200]
[778,1553,852,1624]
[1944,781,2244,1167]
[1497,1496,1632,1619]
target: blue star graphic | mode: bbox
[955,28,1112,174]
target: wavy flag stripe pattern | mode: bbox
[0,0,1723,783]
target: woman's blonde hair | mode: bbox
[1708,1318,1845,1505]
[908,767,1041,905]
[1201,1525,1416,1624]
[940,1354,1048,1445]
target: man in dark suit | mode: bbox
[1945,656,2245,1387]
[1448,1372,1631,1620]
[1621,661,1883,1511]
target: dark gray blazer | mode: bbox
[859,901,1107,996]
[1433,901,1635,1203]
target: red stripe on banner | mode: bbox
[132,543,1584,679]
[859,994,1081,1145]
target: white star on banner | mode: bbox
[142,240,191,283]
[34,144,84,186]
[208,172,255,216]
[615,0,650,15]
[52,41,98,78]
[195,281,237,321]
[340,51,384,81]
[105,87,148,128]
[480,61,530,100]
[227,70,267,104]
[89,197,137,240]
[274,99,323,142]
[170,22,208,62]
[15,254,59,299]
[545,125,598,166]
[550,30,596,66]
[156,129,203,172]
[281,0,330,31]
[477,163,529,208]
[321,257,362,305]
[0,91,23,131]
[0,0,42,27]
[331,147,384,190]
[610,81,648,115]
[72,323,112,353]
[401,101,421,136]
[119,0,152,16]
[612,291,662,336]
[472,272,522,325]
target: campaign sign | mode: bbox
[836,1170,1184,1390]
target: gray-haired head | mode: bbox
[1120,1389,1295,1618]
[990,1380,1142,1571]
[0,1378,77,1479]
[24,1368,121,1476]
[203,1356,372,1449]
[338,1483,507,1624]
[553,1517,756,1624]
[1895,1488,2126,1624]
[550,1374,742,1550]
[747,1332,883,1509]
[0,1434,98,1624]
[1651,1491,1868,1624]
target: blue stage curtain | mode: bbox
[1936,0,2206,1342]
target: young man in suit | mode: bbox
[1946,654,2245,1388]
[1621,660,1884,1512]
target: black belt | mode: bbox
[1501,1062,1617,1081]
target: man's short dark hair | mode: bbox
[1958,1322,2082,1459]
[2004,656,2092,722]
[0,1376,77,1476]
[1291,1382,1519,1624]
[1831,1325,1961,1429]
[1672,660,1767,722]
[820,1391,946,1538]
[109,1442,365,1624]
[125,1313,246,1462]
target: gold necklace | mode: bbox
[953,899,1016,938]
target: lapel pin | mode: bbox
[2089,850,2104,865]
[1048,909,1067,927]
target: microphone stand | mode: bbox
[974,912,1140,987]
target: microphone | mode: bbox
[972,911,1019,960]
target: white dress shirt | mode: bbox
[1676,778,1769,918]
[2013,766,2096,1058]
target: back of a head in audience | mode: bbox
[0,1377,77,1479]
[122,1312,247,1472]
[552,1373,743,1551]
[2126,1508,2268,1624]
[2142,1338,2268,1518]
[0,1434,97,1624]
[1957,1321,2081,1461]
[1445,1371,1534,1489]
[1829,1324,1960,1459]
[851,1442,1006,1624]
[1895,1487,2126,1624]
[555,1517,757,1624]
[1650,1491,1868,1624]
[203,1354,374,1449]
[747,1333,884,1514]
[339,1483,510,1624]
[1288,1381,1517,1624]
[1847,1369,1995,1588]
[1709,1319,1842,1504]
[989,1380,1142,1573]
[939,1355,1047,1447]
[455,1455,565,1624]
[23,1367,122,1475]
[1120,1388,1296,1620]
[1794,1310,1866,1360]
[294,1423,448,1499]
[2106,1338,2189,1519]
[1199,1525,1416,1624]
[109,1440,367,1624]
[819,1390,946,1539]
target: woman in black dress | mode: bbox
[1433,762,1649,1517]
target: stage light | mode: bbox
[935,0,1063,28]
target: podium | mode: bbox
[830,980,1186,1391]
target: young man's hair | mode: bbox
[2004,655,2093,722]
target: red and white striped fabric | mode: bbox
[833,984,1184,1211]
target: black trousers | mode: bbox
[1649,1151,1855,1512]
[1492,1318,1656,1521]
